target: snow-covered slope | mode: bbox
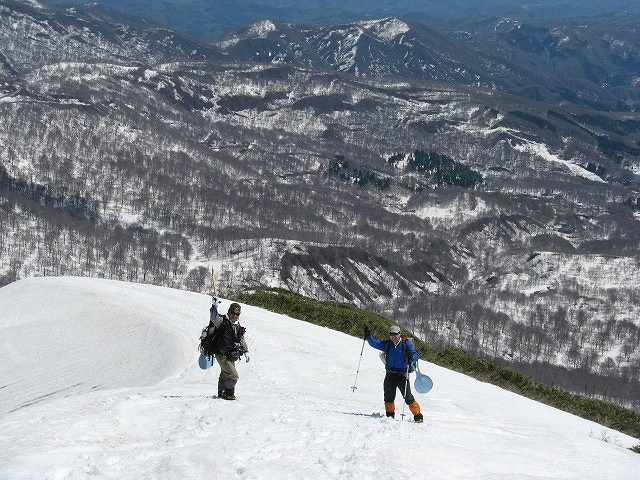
[0,277,638,479]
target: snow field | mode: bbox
[0,277,638,479]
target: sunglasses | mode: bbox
[389,332,400,336]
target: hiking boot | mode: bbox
[414,413,424,423]
[385,401,395,418]
[221,391,236,401]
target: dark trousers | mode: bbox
[383,371,415,405]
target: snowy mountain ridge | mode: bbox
[0,276,638,479]
[356,17,411,42]
[212,13,640,111]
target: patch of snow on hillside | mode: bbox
[413,196,491,227]
[214,19,281,50]
[23,0,47,10]
[247,20,278,37]
[358,18,410,42]
[143,68,158,80]
[512,139,605,182]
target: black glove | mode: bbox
[364,325,371,338]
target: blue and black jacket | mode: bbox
[366,334,419,376]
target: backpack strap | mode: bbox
[384,337,414,368]
[402,336,413,363]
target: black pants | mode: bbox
[383,371,415,405]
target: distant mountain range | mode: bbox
[41,0,640,38]
[30,0,640,112]
[213,16,640,111]
[1,0,640,407]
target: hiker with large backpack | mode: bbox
[364,324,423,423]
[200,299,249,400]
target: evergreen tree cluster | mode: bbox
[398,150,483,188]
[327,149,483,192]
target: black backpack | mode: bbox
[199,323,220,358]
[199,299,222,359]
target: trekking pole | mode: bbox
[351,335,366,393]
[400,362,411,419]
[210,268,217,296]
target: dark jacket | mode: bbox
[208,313,248,356]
